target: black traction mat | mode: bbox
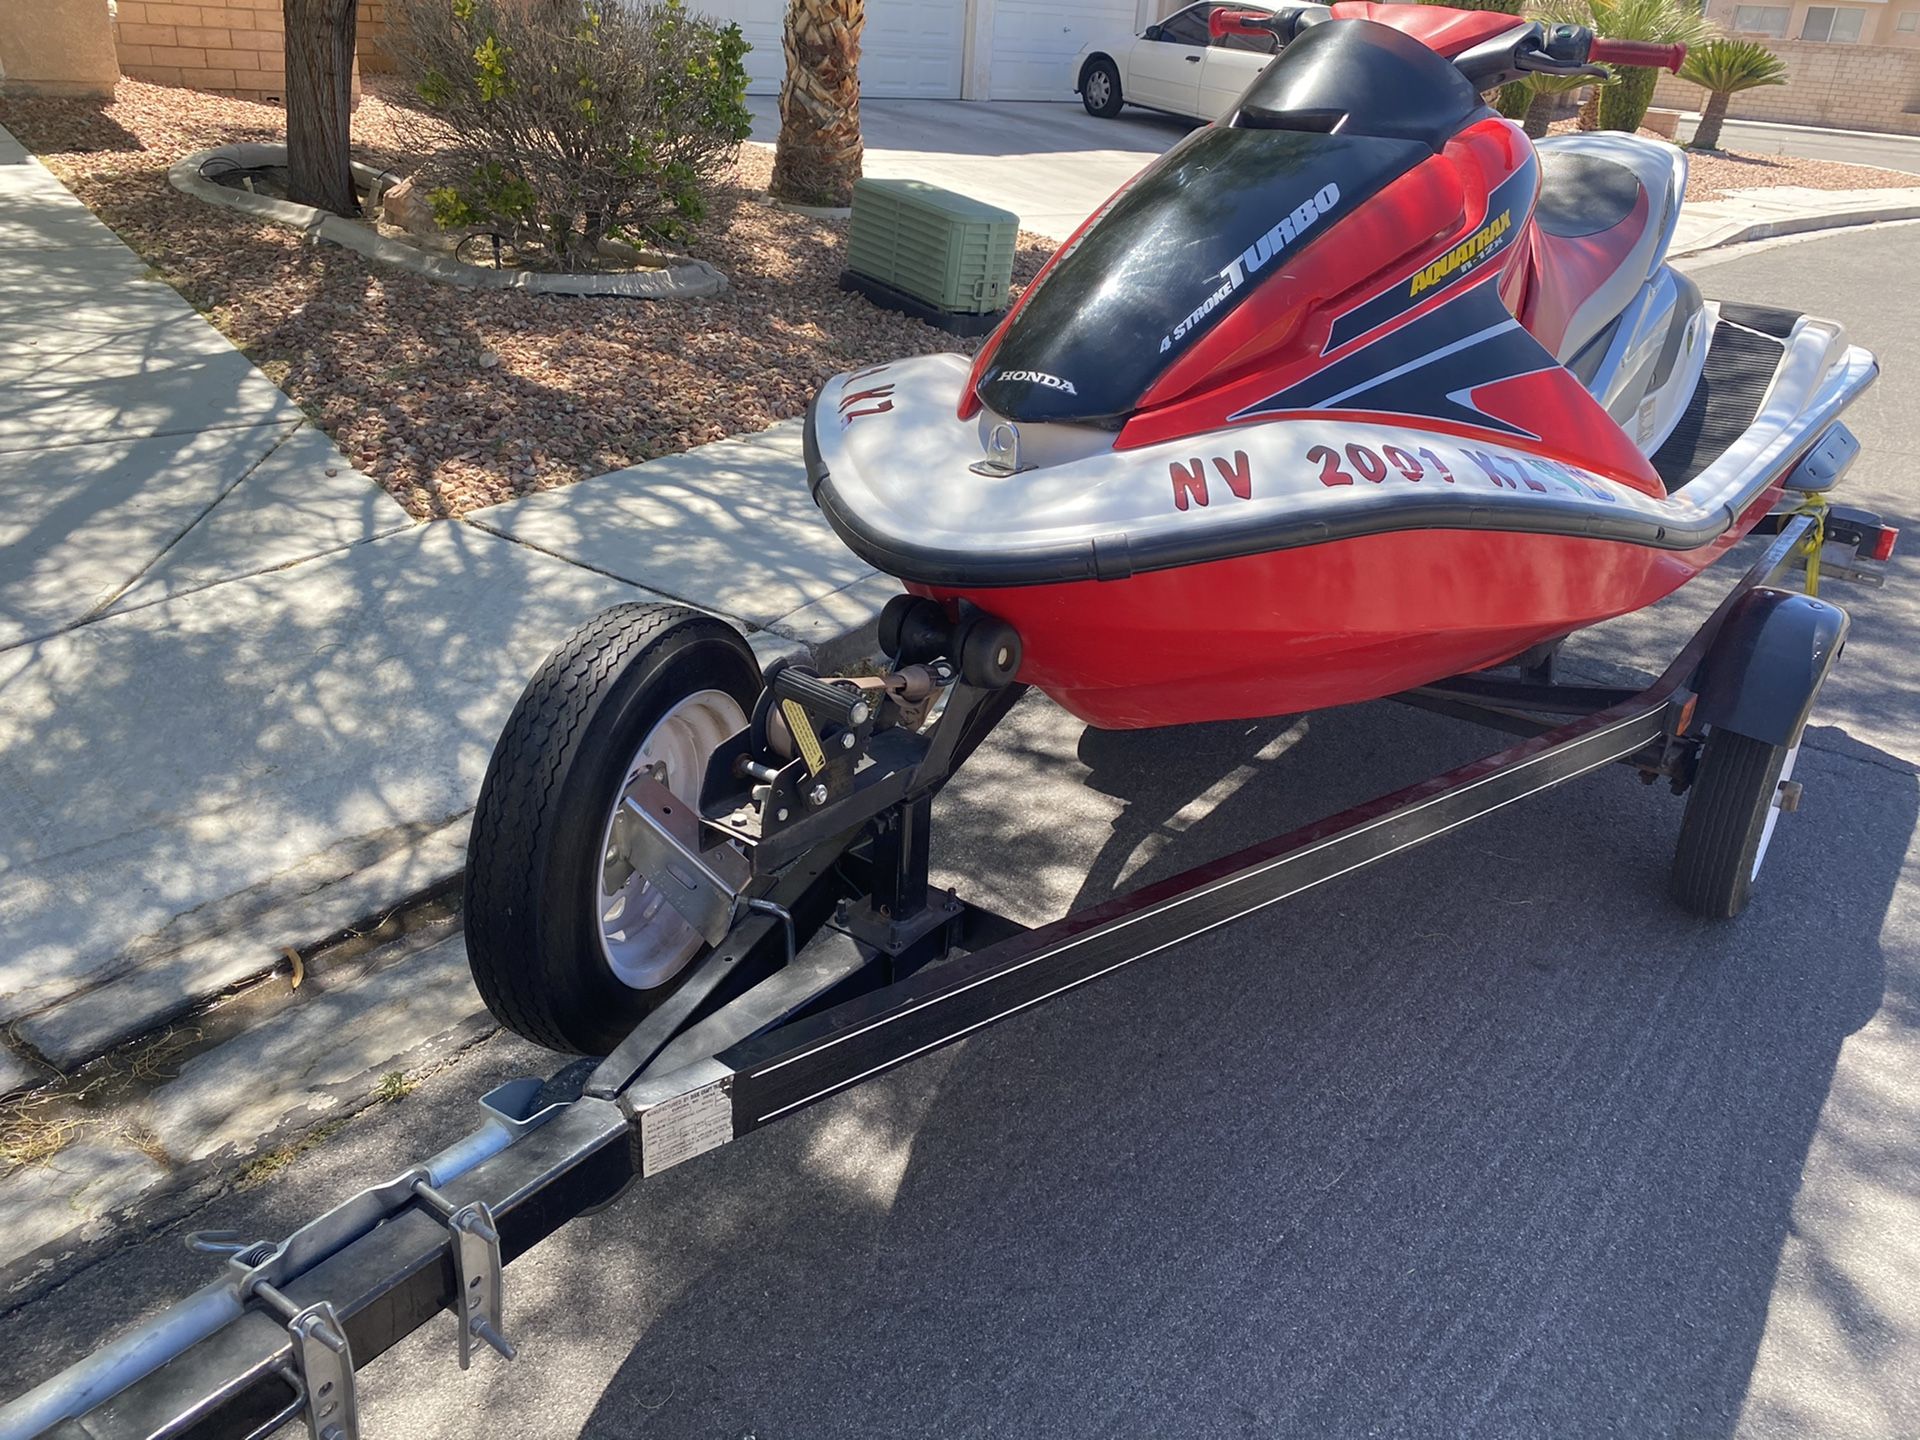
[1716,302,1802,339]
[1652,312,1792,491]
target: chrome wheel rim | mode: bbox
[1087,71,1112,108]
[1751,739,1801,882]
[596,688,748,990]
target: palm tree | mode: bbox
[769,0,865,207]
[1680,38,1789,150]
[1586,0,1711,133]
[1517,70,1592,137]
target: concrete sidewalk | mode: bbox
[0,128,868,1096]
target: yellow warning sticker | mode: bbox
[782,698,827,775]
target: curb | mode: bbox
[1670,199,1920,259]
[0,920,492,1313]
[0,587,891,1311]
[168,145,728,299]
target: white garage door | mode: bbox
[693,0,969,99]
[989,0,1139,100]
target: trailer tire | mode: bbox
[465,604,761,1054]
[1669,728,1801,920]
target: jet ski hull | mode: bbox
[808,316,1874,730]
[914,517,1758,728]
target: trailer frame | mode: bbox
[0,508,1883,1440]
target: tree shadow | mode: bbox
[558,671,1912,1437]
[0,95,142,155]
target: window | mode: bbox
[1899,10,1919,31]
[1731,4,1791,35]
[1800,5,1866,41]
[1155,4,1216,45]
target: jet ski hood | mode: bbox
[973,20,1487,427]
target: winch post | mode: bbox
[870,793,933,925]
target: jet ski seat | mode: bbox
[1521,133,1687,364]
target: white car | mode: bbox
[1074,3,1281,123]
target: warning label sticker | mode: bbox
[781,698,827,775]
[640,1078,734,1177]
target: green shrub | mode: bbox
[390,0,751,269]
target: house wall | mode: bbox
[1651,37,1920,134]
[359,0,395,75]
[0,0,120,98]
[112,0,374,102]
[1703,0,1920,47]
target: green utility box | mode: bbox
[841,178,1018,336]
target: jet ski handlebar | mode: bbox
[1213,6,1320,42]
[1586,37,1689,72]
[1207,6,1686,85]
[1208,5,1328,44]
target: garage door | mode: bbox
[989,0,1139,100]
[693,0,969,99]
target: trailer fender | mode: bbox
[1693,586,1849,748]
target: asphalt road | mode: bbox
[1715,119,1920,176]
[4,224,1918,1440]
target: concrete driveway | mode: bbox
[4,221,1916,1438]
[748,98,1920,242]
[748,96,1191,240]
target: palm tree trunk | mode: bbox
[1693,90,1731,151]
[1576,86,1601,131]
[1522,86,1557,139]
[769,0,865,208]
[284,0,359,216]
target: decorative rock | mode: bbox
[378,174,440,243]
[1643,108,1682,140]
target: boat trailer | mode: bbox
[0,500,1898,1440]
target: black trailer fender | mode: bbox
[1692,585,1849,748]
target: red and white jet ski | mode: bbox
[806,2,1879,727]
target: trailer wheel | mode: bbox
[1669,728,1802,920]
[465,604,760,1054]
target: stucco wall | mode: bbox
[1653,39,1920,135]
[1702,0,1920,48]
[0,0,119,98]
[113,0,378,102]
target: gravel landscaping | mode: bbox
[1678,145,1920,201]
[1543,116,1920,200]
[0,80,1051,518]
[3,80,1914,517]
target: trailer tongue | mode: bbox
[0,501,1894,1440]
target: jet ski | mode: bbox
[805,1,1879,727]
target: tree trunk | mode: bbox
[284,0,359,216]
[1576,86,1600,131]
[1693,90,1731,151]
[1522,86,1557,139]
[769,0,864,208]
